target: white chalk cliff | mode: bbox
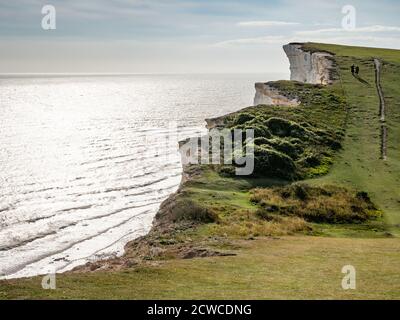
[283,43,335,85]
[254,43,335,106]
[254,83,299,106]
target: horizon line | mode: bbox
[0,71,289,77]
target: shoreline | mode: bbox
[2,42,400,299]
[70,42,346,274]
[69,42,396,275]
[3,42,397,278]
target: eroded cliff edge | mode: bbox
[283,43,337,85]
[253,82,299,106]
[73,42,371,273]
[254,43,338,106]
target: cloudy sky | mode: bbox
[1,0,399,73]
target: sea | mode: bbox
[0,73,287,278]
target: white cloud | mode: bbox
[294,35,400,50]
[296,25,400,35]
[354,25,400,32]
[237,21,300,27]
[214,32,400,50]
[214,35,291,47]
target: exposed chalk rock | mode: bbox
[205,117,224,130]
[253,43,336,106]
[254,83,299,106]
[283,43,335,85]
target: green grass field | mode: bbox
[305,43,400,234]
[2,236,399,300]
[1,43,399,299]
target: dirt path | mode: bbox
[374,58,387,160]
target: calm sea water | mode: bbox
[0,73,286,278]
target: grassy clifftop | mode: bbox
[2,43,400,299]
[303,43,400,234]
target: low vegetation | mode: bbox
[219,80,347,180]
[251,184,382,223]
[171,199,219,223]
[2,236,399,299]
[2,42,399,299]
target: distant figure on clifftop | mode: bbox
[351,64,355,74]
[355,66,360,75]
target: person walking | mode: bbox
[351,64,355,74]
[355,65,360,75]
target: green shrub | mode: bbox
[300,121,313,128]
[255,207,278,221]
[243,124,271,138]
[218,79,346,183]
[288,137,302,144]
[305,156,333,177]
[279,183,310,201]
[266,138,303,159]
[230,124,271,145]
[266,117,313,139]
[251,185,382,224]
[252,145,296,180]
[314,129,342,150]
[321,135,342,150]
[218,165,236,177]
[234,113,255,125]
[301,154,321,167]
[172,200,219,223]
[252,137,303,160]
[253,137,270,146]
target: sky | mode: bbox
[0,0,399,73]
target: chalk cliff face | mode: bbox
[283,43,335,85]
[253,43,336,106]
[254,83,299,106]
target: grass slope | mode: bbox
[2,237,399,299]
[1,43,399,299]
[304,43,400,234]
